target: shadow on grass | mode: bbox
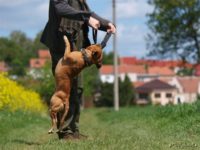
[12,139,41,146]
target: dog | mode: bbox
[48,35,103,134]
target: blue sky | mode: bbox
[0,0,152,58]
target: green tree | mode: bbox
[96,82,114,107]
[96,76,135,107]
[9,31,36,65]
[103,51,114,64]
[0,37,27,76]
[9,31,33,51]
[36,62,55,105]
[119,75,135,106]
[32,31,48,53]
[147,0,200,63]
[82,65,100,97]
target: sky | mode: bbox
[0,0,153,58]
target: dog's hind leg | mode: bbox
[59,94,70,132]
[48,111,57,134]
[49,96,64,134]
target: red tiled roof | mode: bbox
[30,58,48,68]
[133,81,145,88]
[120,57,137,65]
[100,65,175,76]
[119,57,193,68]
[136,79,176,93]
[177,77,200,93]
[38,50,51,59]
[148,66,175,76]
[100,65,146,74]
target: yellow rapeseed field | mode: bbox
[0,73,47,113]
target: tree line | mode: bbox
[0,31,47,76]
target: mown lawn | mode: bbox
[1,102,200,150]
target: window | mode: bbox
[154,93,161,98]
[166,93,172,98]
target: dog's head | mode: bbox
[86,44,103,69]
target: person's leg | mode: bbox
[69,77,80,133]
[49,32,77,139]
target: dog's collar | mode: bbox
[81,48,93,67]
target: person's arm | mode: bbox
[91,12,110,31]
[53,0,92,22]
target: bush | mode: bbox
[0,73,46,113]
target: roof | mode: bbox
[120,57,137,65]
[100,65,175,76]
[100,65,146,74]
[177,77,200,93]
[136,79,176,93]
[29,58,48,68]
[148,66,175,76]
[119,57,193,68]
[133,81,145,88]
[38,50,51,59]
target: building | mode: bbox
[28,49,51,78]
[29,49,51,69]
[99,64,175,84]
[169,77,200,104]
[0,61,8,72]
[136,79,177,105]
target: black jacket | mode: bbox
[41,0,109,49]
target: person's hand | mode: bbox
[107,23,116,33]
[88,16,100,30]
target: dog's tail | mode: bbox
[63,35,71,60]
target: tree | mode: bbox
[95,82,114,107]
[102,51,114,64]
[119,75,135,106]
[36,62,55,105]
[32,31,48,52]
[96,75,135,107]
[0,37,27,76]
[82,65,100,97]
[147,0,200,63]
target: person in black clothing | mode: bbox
[41,0,116,140]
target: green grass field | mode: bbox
[1,102,200,150]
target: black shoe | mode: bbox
[58,132,74,140]
[73,132,88,140]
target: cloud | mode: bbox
[116,23,149,57]
[117,0,152,18]
[101,0,152,19]
[0,1,48,37]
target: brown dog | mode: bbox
[48,35,103,134]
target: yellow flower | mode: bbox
[0,73,46,113]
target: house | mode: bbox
[99,65,146,83]
[100,64,175,84]
[169,77,200,104]
[136,79,177,106]
[28,49,51,78]
[29,49,51,69]
[119,57,193,73]
[0,61,8,72]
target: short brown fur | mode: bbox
[48,36,103,133]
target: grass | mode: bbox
[1,102,200,150]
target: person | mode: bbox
[40,0,116,140]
